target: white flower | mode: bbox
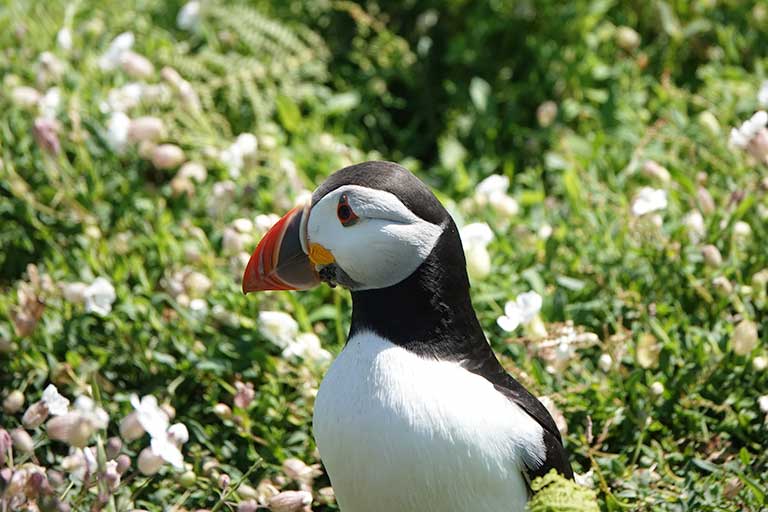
[258,311,299,349]
[460,223,493,280]
[62,281,88,303]
[631,187,667,216]
[101,83,143,113]
[219,133,258,178]
[57,27,72,51]
[167,423,189,445]
[73,396,109,429]
[476,175,510,200]
[209,180,236,215]
[537,224,553,240]
[733,220,752,240]
[255,213,280,235]
[47,396,108,447]
[11,86,41,108]
[731,319,758,356]
[177,1,201,30]
[106,111,131,152]
[130,394,169,439]
[150,435,183,469]
[126,396,187,469]
[283,333,332,365]
[65,447,98,481]
[42,384,70,416]
[474,175,519,218]
[729,111,768,149]
[39,87,61,120]
[497,291,543,332]
[183,271,211,297]
[650,381,665,396]
[150,420,188,469]
[233,217,254,233]
[84,277,116,316]
[683,210,705,243]
[759,395,768,414]
[759,82,768,108]
[105,459,120,490]
[598,353,613,372]
[460,222,493,248]
[189,298,208,315]
[99,32,135,71]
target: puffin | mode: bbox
[242,161,573,512]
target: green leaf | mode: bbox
[276,95,302,133]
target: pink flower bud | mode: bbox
[178,162,207,183]
[106,436,122,459]
[269,490,313,512]
[615,26,640,51]
[170,175,195,197]
[642,160,671,183]
[536,101,558,128]
[128,116,166,143]
[0,429,11,467]
[120,51,155,79]
[137,447,164,475]
[11,428,34,454]
[3,390,25,414]
[47,413,95,447]
[213,403,232,419]
[234,381,255,409]
[11,86,41,108]
[218,473,230,489]
[119,411,145,441]
[25,470,45,499]
[33,117,61,155]
[104,460,121,491]
[151,144,185,169]
[747,129,768,164]
[701,244,722,267]
[731,319,758,356]
[697,186,715,215]
[116,454,131,474]
[237,500,258,512]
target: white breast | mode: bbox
[313,331,545,512]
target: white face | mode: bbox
[306,185,444,291]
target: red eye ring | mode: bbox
[337,194,359,227]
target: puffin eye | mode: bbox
[337,194,359,227]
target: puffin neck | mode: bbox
[348,220,488,360]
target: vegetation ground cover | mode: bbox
[1,1,767,510]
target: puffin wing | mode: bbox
[492,377,574,480]
[463,350,574,480]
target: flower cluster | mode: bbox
[729,111,768,164]
[259,311,331,366]
[120,395,189,474]
[460,222,494,280]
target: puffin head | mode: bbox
[242,161,453,293]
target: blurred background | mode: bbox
[1,1,767,510]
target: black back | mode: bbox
[316,161,574,481]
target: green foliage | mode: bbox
[0,0,767,510]
[528,470,599,512]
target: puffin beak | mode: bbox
[242,202,321,293]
